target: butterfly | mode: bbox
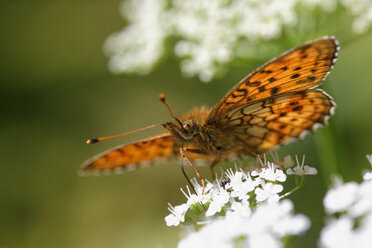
[80,36,338,176]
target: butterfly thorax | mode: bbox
[163,106,219,154]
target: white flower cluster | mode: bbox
[168,0,299,82]
[165,156,316,247]
[104,0,372,82]
[302,0,372,33]
[319,155,372,248]
[178,200,309,248]
[340,0,372,33]
[103,0,167,75]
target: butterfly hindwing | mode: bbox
[216,89,335,153]
[80,132,216,174]
[80,133,178,174]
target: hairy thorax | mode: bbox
[163,106,220,155]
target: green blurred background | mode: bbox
[1,1,372,247]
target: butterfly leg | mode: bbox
[226,145,258,158]
[241,145,258,158]
[179,146,194,193]
[184,148,219,181]
[180,146,206,195]
[209,159,220,181]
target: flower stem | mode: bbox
[280,185,302,200]
[280,176,306,199]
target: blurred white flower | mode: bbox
[168,0,299,82]
[226,201,251,218]
[302,0,338,12]
[179,200,309,248]
[323,179,359,214]
[103,0,167,75]
[178,217,241,248]
[319,156,372,248]
[342,0,372,33]
[105,0,372,81]
[251,200,310,237]
[348,180,372,217]
[320,216,354,248]
[363,171,372,180]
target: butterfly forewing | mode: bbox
[207,37,338,122]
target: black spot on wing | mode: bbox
[291,74,300,79]
[271,87,279,95]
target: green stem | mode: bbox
[280,185,302,200]
[280,175,306,199]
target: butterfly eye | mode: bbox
[182,120,195,135]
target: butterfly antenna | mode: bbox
[86,123,163,144]
[159,93,182,126]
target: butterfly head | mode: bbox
[163,119,198,141]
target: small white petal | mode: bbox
[259,163,287,182]
[251,170,260,177]
[206,188,230,217]
[255,183,283,203]
[286,155,317,176]
[230,175,257,201]
[303,166,318,175]
[286,168,295,175]
[165,203,189,226]
[225,169,246,189]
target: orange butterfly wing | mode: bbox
[216,89,335,153]
[80,133,215,174]
[80,133,177,174]
[206,36,339,153]
[207,36,338,121]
